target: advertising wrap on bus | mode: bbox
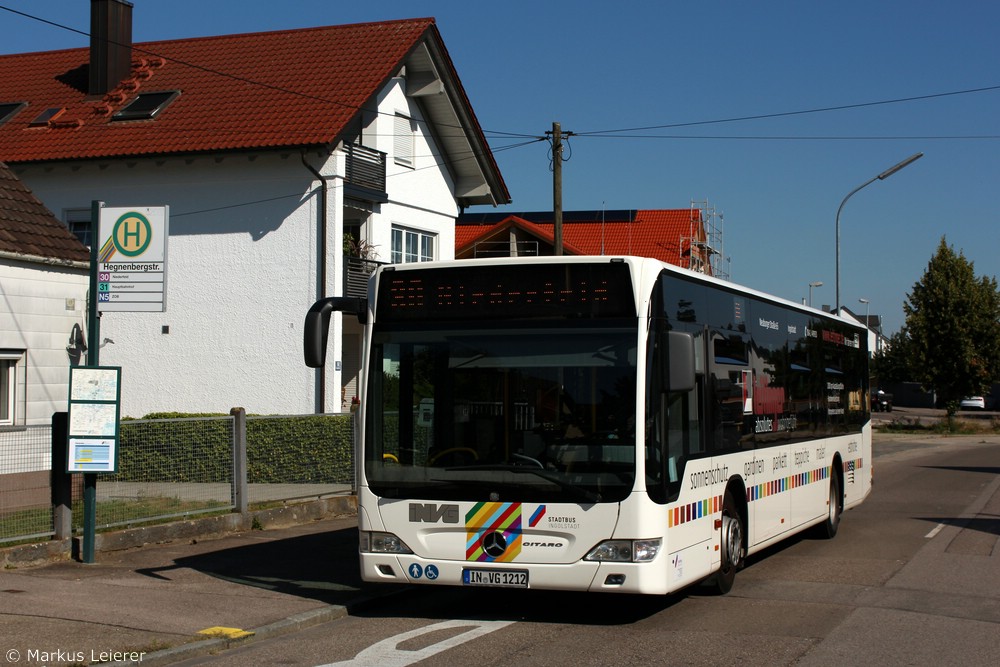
[304,256,872,595]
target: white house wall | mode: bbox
[14,79,463,418]
[0,259,88,425]
[16,153,327,418]
[363,78,459,262]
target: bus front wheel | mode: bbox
[708,489,745,595]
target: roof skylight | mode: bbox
[112,91,180,122]
[29,107,65,127]
[0,102,27,127]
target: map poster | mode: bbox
[67,366,122,474]
[70,367,119,402]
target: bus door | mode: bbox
[747,307,793,544]
[708,329,785,544]
[747,367,792,544]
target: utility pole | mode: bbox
[546,122,573,256]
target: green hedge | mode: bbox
[111,414,354,485]
[247,415,354,484]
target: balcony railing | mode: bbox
[345,143,387,198]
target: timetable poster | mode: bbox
[67,366,122,473]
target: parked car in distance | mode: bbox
[959,396,986,410]
[872,389,893,412]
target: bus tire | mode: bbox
[818,470,842,539]
[708,488,745,595]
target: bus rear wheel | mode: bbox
[708,489,745,594]
[817,472,842,539]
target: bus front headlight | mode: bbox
[361,531,413,554]
[585,538,661,563]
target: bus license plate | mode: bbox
[462,568,529,588]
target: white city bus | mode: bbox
[304,256,872,594]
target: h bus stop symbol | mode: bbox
[111,212,152,257]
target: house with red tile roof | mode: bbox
[0,162,89,426]
[1,1,509,416]
[456,209,715,275]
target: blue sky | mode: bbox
[3,0,998,334]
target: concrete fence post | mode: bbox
[230,407,248,514]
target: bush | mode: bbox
[247,415,354,483]
[112,414,355,485]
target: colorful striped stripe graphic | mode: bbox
[747,465,830,502]
[466,501,522,562]
[844,458,863,473]
[98,236,117,263]
[669,494,722,528]
[529,505,546,527]
[668,460,863,528]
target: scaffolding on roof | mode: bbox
[684,200,730,281]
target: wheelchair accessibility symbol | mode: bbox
[407,563,440,580]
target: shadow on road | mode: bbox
[136,525,401,608]
[135,524,690,624]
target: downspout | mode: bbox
[302,151,329,413]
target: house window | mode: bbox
[391,226,435,264]
[1,352,23,426]
[65,208,93,248]
[394,113,415,167]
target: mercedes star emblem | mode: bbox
[482,531,507,558]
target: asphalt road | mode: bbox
[167,434,1000,667]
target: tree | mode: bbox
[870,328,912,387]
[902,237,1000,415]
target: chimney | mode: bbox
[89,0,134,96]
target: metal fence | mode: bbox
[0,425,55,543]
[96,415,237,530]
[0,411,355,545]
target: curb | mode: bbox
[108,606,351,667]
[101,581,410,666]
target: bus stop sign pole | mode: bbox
[82,200,103,564]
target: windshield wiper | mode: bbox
[439,464,602,503]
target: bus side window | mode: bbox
[709,332,751,451]
[647,328,703,504]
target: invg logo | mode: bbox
[409,503,460,523]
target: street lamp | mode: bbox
[808,281,823,307]
[836,152,923,311]
[859,297,873,355]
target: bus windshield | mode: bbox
[365,323,638,503]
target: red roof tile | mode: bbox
[0,19,436,162]
[0,161,89,262]
[456,209,706,267]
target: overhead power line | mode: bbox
[576,133,1000,141]
[3,3,997,144]
[574,84,1000,136]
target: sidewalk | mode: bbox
[0,509,394,667]
[3,433,997,667]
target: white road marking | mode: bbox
[924,522,946,539]
[318,618,515,667]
